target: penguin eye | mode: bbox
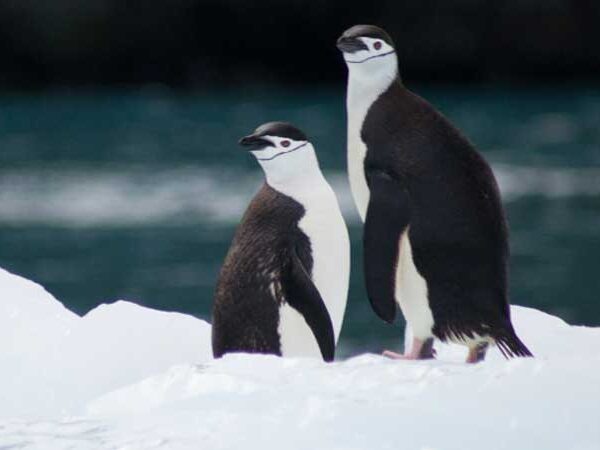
[281,140,291,148]
[373,41,382,50]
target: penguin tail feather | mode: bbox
[495,328,533,359]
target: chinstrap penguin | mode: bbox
[337,24,532,363]
[211,122,350,362]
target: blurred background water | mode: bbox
[1,86,599,356]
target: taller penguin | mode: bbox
[337,25,531,362]
[212,122,350,362]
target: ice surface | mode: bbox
[1,267,599,449]
[0,267,211,418]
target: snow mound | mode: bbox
[0,267,211,418]
[87,352,600,450]
[2,267,600,450]
[85,308,600,450]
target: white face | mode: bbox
[343,37,395,64]
[342,37,398,85]
[249,135,309,162]
[250,135,320,186]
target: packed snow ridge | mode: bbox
[1,266,599,450]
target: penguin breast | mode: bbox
[277,302,322,357]
[297,188,350,343]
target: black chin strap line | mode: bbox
[346,49,395,64]
[257,142,309,161]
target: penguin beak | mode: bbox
[336,36,368,53]
[239,134,272,151]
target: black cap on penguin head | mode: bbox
[239,121,308,151]
[253,122,308,141]
[336,25,395,53]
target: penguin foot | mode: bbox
[383,337,436,360]
[382,350,410,359]
[466,342,489,364]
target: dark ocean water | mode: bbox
[0,86,599,357]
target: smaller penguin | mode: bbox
[212,122,350,362]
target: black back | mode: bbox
[362,79,520,346]
[212,184,335,361]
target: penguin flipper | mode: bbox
[364,169,411,324]
[286,248,336,362]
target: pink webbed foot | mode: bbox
[382,350,410,359]
[466,342,489,364]
[383,337,436,360]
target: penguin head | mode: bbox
[239,122,320,182]
[337,25,398,82]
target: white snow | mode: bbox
[0,267,211,418]
[1,266,599,450]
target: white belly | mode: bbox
[396,230,434,339]
[346,97,371,222]
[278,302,321,358]
[298,186,350,344]
[272,180,350,356]
[347,125,369,221]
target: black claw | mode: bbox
[418,337,436,359]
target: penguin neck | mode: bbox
[346,54,400,113]
[345,56,401,221]
[259,144,327,199]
